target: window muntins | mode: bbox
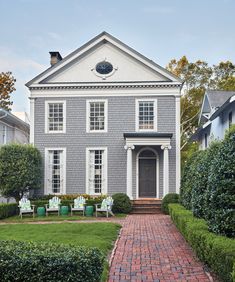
[86,147,107,195]
[86,100,107,132]
[136,99,157,131]
[45,101,66,133]
[45,148,66,195]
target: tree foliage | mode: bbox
[166,57,235,164]
[0,144,42,201]
[0,72,16,111]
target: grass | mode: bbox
[0,222,121,281]
[1,212,126,223]
[0,222,120,253]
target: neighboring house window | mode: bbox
[45,101,66,133]
[136,99,157,131]
[229,111,233,128]
[86,100,107,132]
[45,148,66,194]
[2,125,7,144]
[205,133,208,148]
[86,148,107,195]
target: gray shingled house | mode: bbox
[26,32,182,199]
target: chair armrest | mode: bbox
[31,204,35,211]
[45,204,48,209]
[95,204,102,208]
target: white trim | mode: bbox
[136,147,159,199]
[125,137,171,147]
[45,100,66,134]
[135,98,157,132]
[2,125,7,144]
[29,98,35,144]
[86,147,108,195]
[86,99,108,133]
[175,96,180,194]
[44,147,66,195]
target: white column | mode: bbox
[29,97,35,144]
[161,145,171,197]
[124,145,135,199]
[175,96,181,194]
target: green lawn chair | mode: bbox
[19,197,35,219]
[95,196,114,218]
[70,196,86,216]
[45,196,61,216]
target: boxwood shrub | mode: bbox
[169,204,235,282]
[0,240,104,282]
[161,193,179,214]
[0,203,18,219]
[112,193,132,213]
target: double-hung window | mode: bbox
[45,101,66,133]
[45,148,66,194]
[136,99,157,131]
[86,148,107,195]
[86,100,107,132]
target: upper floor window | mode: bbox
[2,125,7,144]
[86,100,107,132]
[229,111,233,128]
[45,101,66,133]
[205,133,208,148]
[136,99,157,131]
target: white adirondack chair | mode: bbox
[70,196,86,216]
[45,196,61,216]
[95,196,114,218]
[19,197,35,219]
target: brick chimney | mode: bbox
[49,51,62,66]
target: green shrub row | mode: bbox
[161,193,179,214]
[0,240,104,282]
[180,127,235,237]
[0,203,18,219]
[169,204,235,282]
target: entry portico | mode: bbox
[124,133,172,199]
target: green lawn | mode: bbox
[0,222,121,254]
[1,213,126,223]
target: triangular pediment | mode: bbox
[26,32,181,87]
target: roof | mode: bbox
[210,94,235,121]
[26,31,182,87]
[124,132,173,138]
[0,108,30,131]
[207,90,235,108]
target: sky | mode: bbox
[0,0,235,114]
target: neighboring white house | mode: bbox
[0,108,30,145]
[193,90,235,149]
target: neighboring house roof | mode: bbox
[26,31,182,88]
[210,94,235,121]
[206,90,235,108]
[199,90,235,124]
[0,108,30,132]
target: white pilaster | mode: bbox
[161,145,171,197]
[124,145,135,199]
[29,97,35,144]
[175,96,181,194]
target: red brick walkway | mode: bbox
[109,214,212,282]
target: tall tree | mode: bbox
[0,72,16,111]
[166,57,235,165]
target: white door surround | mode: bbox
[136,147,159,199]
[124,133,172,200]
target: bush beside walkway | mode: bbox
[169,203,235,282]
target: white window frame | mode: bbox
[86,147,108,195]
[135,98,157,132]
[86,99,108,133]
[45,100,66,133]
[44,147,66,195]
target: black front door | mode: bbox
[139,159,156,197]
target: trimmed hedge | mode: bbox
[0,240,104,282]
[169,204,235,282]
[112,193,132,213]
[161,193,179,214]
[0,203,18,219]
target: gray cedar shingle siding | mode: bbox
[34,95,176,197]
